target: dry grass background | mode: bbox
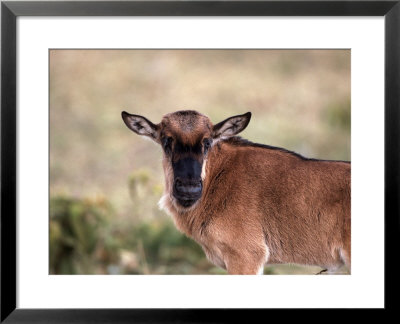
[50,50,350,274]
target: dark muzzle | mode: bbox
[175,178,202,196]
[173,178,202,207]
[172,157,203,207]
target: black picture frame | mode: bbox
[1,0,399,322]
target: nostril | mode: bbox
[175,180,184,191]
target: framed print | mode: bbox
[1,0,399,322]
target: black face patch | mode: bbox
[164,137,212,208]
[172,157,202,180]
[174,140,202,155]
[172,157,203,207]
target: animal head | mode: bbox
[122,110,251,208]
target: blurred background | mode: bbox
[50,49,350,275]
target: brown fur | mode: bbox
[160,111,211,147]
[122,110,351,275]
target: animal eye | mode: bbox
[203,138,212,152]
[163,137,173,151]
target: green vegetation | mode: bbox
[324,99,351,131]
[50,196,116,274]
[50,50,350,274]
[49,193,222,275]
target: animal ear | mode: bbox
[121,111,159,141]
[212,112,252,139]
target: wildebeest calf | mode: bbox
[122,110,351,275]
